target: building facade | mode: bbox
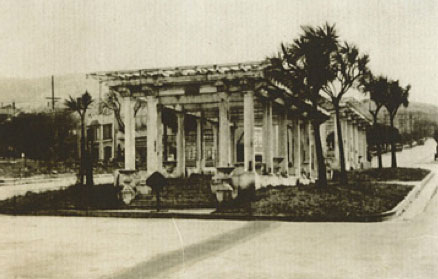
[87,61,371,185]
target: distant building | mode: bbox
[0,102,17,122]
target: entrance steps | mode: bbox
[130,175,217,208]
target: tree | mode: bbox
[323,42,369,183]
[0,112,76,162]
[360,74,389,168]
[65,91,94,186]
[265,23,339,187]
[383,80,410,168]
[102,90,145,133]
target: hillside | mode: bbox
[0,74,100,112]
[359,99,438,122]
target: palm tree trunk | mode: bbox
[371,113,383,169]
[79,116,85,185]
[376,142,383,169]
[334,103,347,184]
[85,141,94,186]
[390,116,397,168]
[312,120,327,188]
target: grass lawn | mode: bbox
[348,167,430,182]
[215,167,431,219]
[0,184,124,214]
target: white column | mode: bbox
[333,115,339,169]
[244,91,255,172]
[343,119,350,170]
[263,100,274,173]
[354,121,362,168]
[212,124,218,165]
[123,97,136,170]
[294,120,301,176]
[363,129,368,163]
[229,124,235,166]
[196,117,203,172]
[218,92,230,167]
[176,106,185,177]
[308,121,313,174]
[278,107,289,175]
[357,125,365,167]
[361,128,367,167]
[288,125,293,167]
[146,96,162,173]
[349,120,354,168]
[99,124,104,161]
[111,112,116,159]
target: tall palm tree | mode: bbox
[265,23,339,188]
[65,91,94,185]
[383,80,410,168]
[360,74,388,169]
[323,42,369,184]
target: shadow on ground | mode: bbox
[107,221,277,279]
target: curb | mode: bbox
[370,171,435,222]
[0,174,113,187]
[14,209,395,223]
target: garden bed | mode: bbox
[215,168,431,219]
[348,167,430,182]
[0,168,430,221]
[214,181,414,219]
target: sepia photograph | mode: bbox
[0,0,437,278]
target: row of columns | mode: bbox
[123,92,316,178]
[332,115,368,170]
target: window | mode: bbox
[103,124,112,140]
[87,127,95,142]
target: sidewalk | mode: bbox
[395,164,438,221]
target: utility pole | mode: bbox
[46,75,60,112]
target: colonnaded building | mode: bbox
[87,61,371,189]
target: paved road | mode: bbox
[372,138,436,168]
[1,141,438,279]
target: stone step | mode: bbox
[130,199,216,209]
[131,192,216,208]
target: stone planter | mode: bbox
[114,169,140,205]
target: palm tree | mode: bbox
[360,74,389,169]
[323,42,369,184]
[383,80,410,168]
[65,91,94,185]
[265,23,339,188]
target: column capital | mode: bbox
[244,90,255,97]
[215,80,229,93]
[239,78,256,91]
[218,91,230,100]
[141,85,160,97]
[112,86,131,98]
[174,104,185,114]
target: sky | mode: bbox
[0,0,437,104]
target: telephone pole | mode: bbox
[46,75,60,112]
